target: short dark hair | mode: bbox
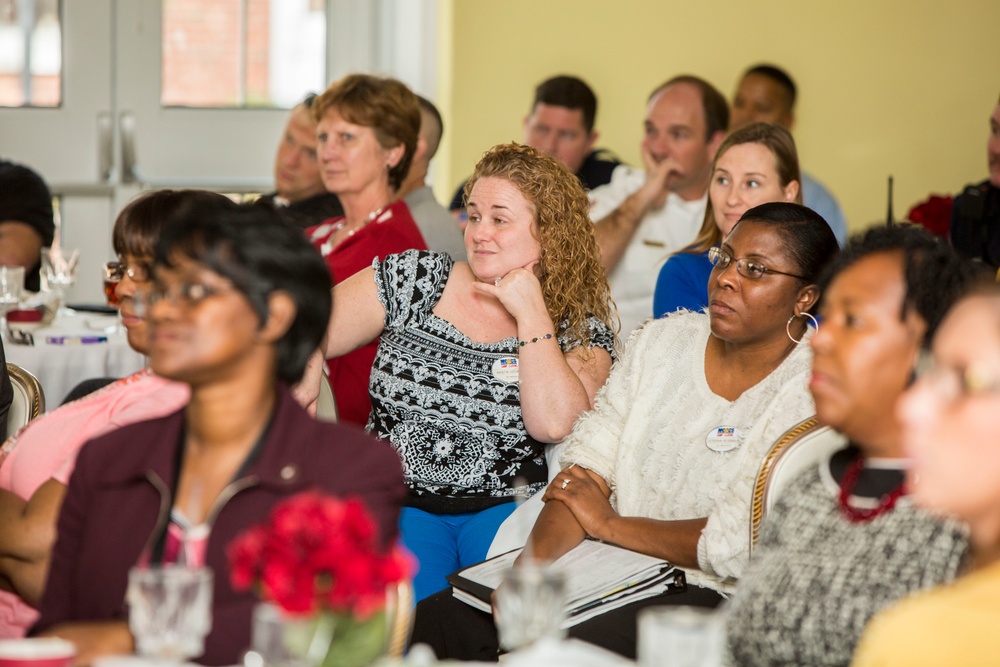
[153,202,332,383]
[0,159,54,246]
[113,189,237,259]
[533,75,598,133]
[735,202,839,309]
[818,224,985,345]
[743,64,797,109]
[650,75,729,141]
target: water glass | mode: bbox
[126,565,213,663]
[495,564,567,652]
[0,266,25,338]
[40,248,80,292]
[637,605,724,667]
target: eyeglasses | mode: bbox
[145,281,235,310]
[106,260,152,283]
[914,350,1000,403]
[708,246,808,281]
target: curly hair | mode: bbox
[464,143,618,348]
[684,122,801,256]
[311,73,420,191]
[818,223,988,345]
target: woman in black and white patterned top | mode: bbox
[726,224,982,667]
[318,143,617,601]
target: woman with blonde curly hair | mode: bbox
[321,142,617,601]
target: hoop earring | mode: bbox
[786,312,819,344]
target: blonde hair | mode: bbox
[683,122,802,255]
[465,143,619,347]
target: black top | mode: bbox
[257,191,344,230]
[950,179,1000,268]
[448,149,622,211]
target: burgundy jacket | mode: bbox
[33,385,405,665]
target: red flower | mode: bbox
[227,491,412,618]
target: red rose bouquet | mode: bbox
[228,492,413,667]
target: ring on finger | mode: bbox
[494,277,501,287]
[561,478,571,490]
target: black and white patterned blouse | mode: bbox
[368,250,615,514]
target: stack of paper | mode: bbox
[447,539,685,627]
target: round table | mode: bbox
[4,309,147,409]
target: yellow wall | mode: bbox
[435,0,1000,233]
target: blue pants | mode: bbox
[401,504,517,602]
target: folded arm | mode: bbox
[0,480,65,606]
[474,265,613,443]
[539,465,705,569]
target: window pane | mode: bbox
[0,0,62,108]
[162,0,325,109]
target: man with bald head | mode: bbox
[398,96,466,260]
[730,64,847,245]
[259,93,343,229]
[589,75,728,333]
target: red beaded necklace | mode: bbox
[837,456,906,523]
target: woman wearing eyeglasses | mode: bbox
[0,190,227,639]
[852,287,1000,666]
[413,202,838,660]
[725,224,982,667]
[31,203,405,666]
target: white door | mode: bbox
[0,0,437,303]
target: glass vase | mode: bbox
[249,603,389,667]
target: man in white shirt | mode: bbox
[730,64,848,246]
[590,76,728,334]
[397,95,467,260]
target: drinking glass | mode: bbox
[126,565,213,664]
[495,564,567,652]
[0,266,25,339]
[40,248,79,312]
[637,605,725,667]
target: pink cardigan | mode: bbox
[0,370,189,638]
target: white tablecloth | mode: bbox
[5,309,147,409]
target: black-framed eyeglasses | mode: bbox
[708,246,807,281]
[105,260,152,283]
[914,349,1000,403]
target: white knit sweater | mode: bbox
[561,311,815,594]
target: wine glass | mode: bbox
[40,247,80,313]
[103,261,122,308]
[127,565,214,665]
[0,266,25,340]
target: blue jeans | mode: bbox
[400,504,517,602]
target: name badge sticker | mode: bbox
[706,425,741,453]
[492,356,520,383]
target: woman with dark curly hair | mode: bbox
[320,142,617,601]
[726,224,983,667]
